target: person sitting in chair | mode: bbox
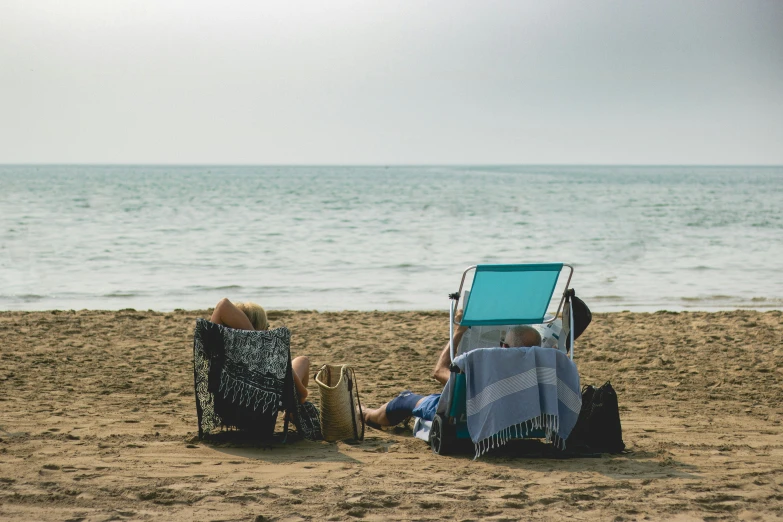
[362,312,542,428]
[210,298,311,404]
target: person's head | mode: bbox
[235,302,269,330]
[502,326,542,348]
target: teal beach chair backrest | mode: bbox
[459,263,566,326]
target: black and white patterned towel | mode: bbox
[193,319,292,437]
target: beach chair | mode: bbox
[192,319,321,442]
[429,263,588,457]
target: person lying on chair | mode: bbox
[362,312,542,428]
[211,297,311,404]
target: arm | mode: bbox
[211,298,255,330]
[431,313,469,386]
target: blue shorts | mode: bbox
[412,393,440,422]
[385,390,441,425]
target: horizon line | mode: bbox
[2,162,782,168]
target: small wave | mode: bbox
[680,295,733,302]
[591,295,625,301]
[103,291,140,298]
[746,297,783,306]
[185,284,243,292]
[12,294,46,301]
[382,263,431,271]
[677,295,783,308]
[309,287,367,293]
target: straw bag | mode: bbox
[314,364,365,442]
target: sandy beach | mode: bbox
[0,308,781,521]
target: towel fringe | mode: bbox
[472,413,569,459]
[219,373,279,414]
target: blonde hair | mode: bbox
[235,302,269,330]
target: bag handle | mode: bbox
[345,366,365,441]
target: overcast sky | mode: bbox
[1,0,782,165]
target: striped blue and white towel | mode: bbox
[452,346,581,458]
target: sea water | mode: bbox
[1,165,781,312]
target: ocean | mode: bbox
[1,165,781,313]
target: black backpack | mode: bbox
[567,381,625,453]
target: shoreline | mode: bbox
[1,309,781,520]
[3,302,782,314]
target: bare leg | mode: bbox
[211,298,254,331]
[363,403,392,427]
[363,397,427,427]
[292,356,310,404]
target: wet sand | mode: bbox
[0,309,781,521]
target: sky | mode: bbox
[1,0,782,165]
